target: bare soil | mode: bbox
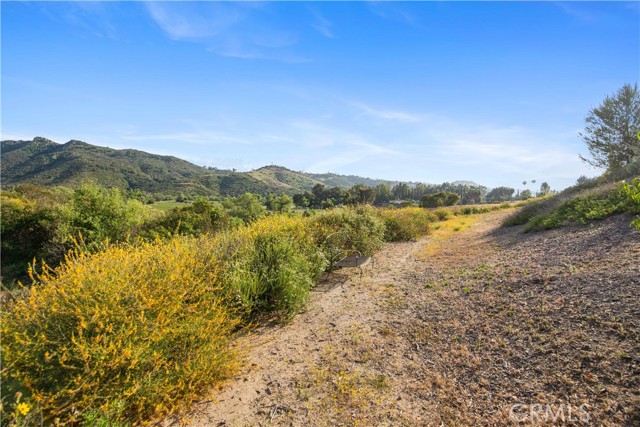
[167,210,639,426]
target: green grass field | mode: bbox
[150,200,192,212]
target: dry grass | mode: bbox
[416,212,483,258]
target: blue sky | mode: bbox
[2,1,639,190]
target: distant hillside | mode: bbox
[248,165,324,193]
[1,138,273,197]
[307,172,405,189]
[1,138,418,197]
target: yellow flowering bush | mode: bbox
[1,237,240,425]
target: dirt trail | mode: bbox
[169,210,639,427]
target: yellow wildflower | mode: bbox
[17,402,31,416]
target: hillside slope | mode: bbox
[2,138,408,196]
[1,138,225,196]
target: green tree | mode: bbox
[420,192,460,208]
[392,183,410,200]
[265,194,293,213]
[71,183,148,244]
[223,193,265,224]
[374,183,392,204]
[538,182,551,196]
[348,184,375,205]
[580,83,640,171]
[461,187,483,205]
[520,189,533,200]
[312,184,327,200]
[292,193,310,208]
[143,197,231,238]
[486,187,515,203]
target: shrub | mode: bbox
[502,198,549,226]
[1,238,241,426]
[141,197,232,239]
[222,193,265,224]
[379,208,434,241]
[70,183,151,246]
[620,178,640,229]
[0,192,71,287]
[433,208,450,221]
[1,204,429,426]
[215,215,326,319]
[456,206,491,216]
[420,192,460,208]
[524,187,625,231]
[310,206,386,256]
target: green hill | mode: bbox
[1,138,408,197]
[307,172,403,189]
[248,165,325,193]
[1,137,224,196]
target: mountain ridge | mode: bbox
[1,138,479,197]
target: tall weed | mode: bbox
[215,215,326,319]
[378,208,434,241]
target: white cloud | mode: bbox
[145,2,309,62]
[350,102,422,123]
[311,9,335,38]
[367,1,417,25]
[145,2,246,40]
[121,131,247,146]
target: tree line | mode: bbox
[292,181,552,209]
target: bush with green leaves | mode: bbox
[523,187,625,231]
[620,177,640,229]
[70,183,151,245]
[379,208,435,241]
[310,205,386,257]
[420,192,460,208]
[1,185,77,287]
[222,193,266,224]
[214,215,326,319]
[141,197,232,239]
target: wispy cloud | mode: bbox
[284,120,398,173]
[145,2,308,62]
[39,2,121,40]
[418,120,589,182]
[311,9,335,38]
[121,131,247,146]
[145,2,244,40]
[553,2,602,23]
[351,102,422,123]
[367,1,417,25]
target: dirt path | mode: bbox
[168,210,639,427]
